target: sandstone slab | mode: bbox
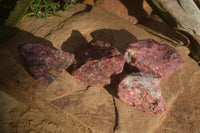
[1,4,200,133]
[51,86,115,133]
[98,0,138,24]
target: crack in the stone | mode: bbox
[113,97,119,131]
[74,85,90,94]
[84,85,90,92]
[43,13,83,39]
[32,21,48,34]
[137,24,186,47]
[44,5,92,39]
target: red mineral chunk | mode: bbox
[118,72,167,114]
[125,39,184,79]
[19,44,74,86]
[72,40,125,86]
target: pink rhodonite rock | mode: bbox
[72,40,125,86]
[118,72,167,114]
[19,44,74,86]
[125,39,184,79]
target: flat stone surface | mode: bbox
[98,0,138,24]
[153,72,200,133]
[33,72,88,101]
[1,4,200,133]
[72,40,125,86]
[0,90,73,133]
[51,86,115,133]
[0,91,19,133]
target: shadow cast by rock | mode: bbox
[61,30,88,54]
[62,28,138,97]
[3,28,54,77]
[104,63,139,98]
[72,4,93,16]
[91,29,137,53]
[119,0,147,21]
[62,29,137,54]
[139,17,188,45]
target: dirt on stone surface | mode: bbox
[0,3,200,133]
[0,91,70,133]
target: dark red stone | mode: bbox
[124,39,184,80]
[72,40,125,86]
[118,72,167,114]
[19,44,74,86]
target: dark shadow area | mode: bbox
[61,30,88,73]
[194,0,200,9]
[91,29,137,53]
[119,0,147,21]
[62,28,138,97]
[91,29,137,97]
[2,28,54,76]
[62,29,137,56]
[72,4,93,16]
[180,31,200,65]
[138,17,188,45]
[61,30,88,54]
[118,0,188,48]
[104,63,139,98]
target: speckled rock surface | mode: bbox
[72,40,125,86]
[118,72,167,114]
[1,4,200,133]
[19,44,74,86]
[125,39,185,79]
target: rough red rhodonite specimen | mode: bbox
[124,39,184,79]
[19,44,75,86]
[72,40,125,86]
[118,72,167,114]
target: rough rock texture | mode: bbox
[72,40,125,86]
[1,4,200,133]
[19,44,74,86]
[118,72,167,114]
[125,39,185,79]
[156,0,200,60]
